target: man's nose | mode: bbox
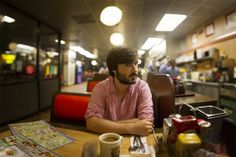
[132,64,138,72]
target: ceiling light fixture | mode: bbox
[138,50,145,56]
[138,59,142,65]
[55,39,66,44]
[141,38,163,50]
[16,44,35,53]
[100,6,122,26]
[69,46,96,59]
[110,33,124,46]
[155,14,187,31]
[91,60,98,66]
[0,15,15,23]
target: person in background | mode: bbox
[166,59,180,78]
[98,62,108,74]
[159,56,170,74]
[85,47,154,136]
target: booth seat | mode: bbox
[51,92,91,126]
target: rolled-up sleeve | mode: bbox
[137,82,154,120]
[84,83,106,119]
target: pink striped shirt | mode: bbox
[85,77,153,121]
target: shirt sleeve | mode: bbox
[84,83,106,119]
[137,81,154,120]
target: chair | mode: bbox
[51,92,91,126]
[147,73,175,128]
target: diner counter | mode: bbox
[186,79,236,88]
[175,90,217,107]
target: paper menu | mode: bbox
[9,120,75,150]
[0,135,60,157]
[0,145,30,157]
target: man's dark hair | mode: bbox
[106,46,138,77]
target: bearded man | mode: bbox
[85,47,154,136]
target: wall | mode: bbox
[177,5,236,61]
[166,39,180,59]
[0,81,38,125]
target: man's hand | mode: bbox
[131,119,153,136]
[86,117,153,136]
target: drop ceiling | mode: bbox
[1,0,236,60]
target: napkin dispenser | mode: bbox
[162,118,172,144]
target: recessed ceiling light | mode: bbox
[91,60,98,66]
[100,6,122,26]
[141,38,163,50]
[55,39,66,44]
[110,33,124,46]
[155,14,187,31]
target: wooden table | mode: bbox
[0,127,168,157]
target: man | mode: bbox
[166,59,179,78]
[85,47,154,136]
[159,56,170,74]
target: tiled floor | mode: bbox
[61,81,87,93]
[0,82,88,133]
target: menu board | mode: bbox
[9,120,75,150]
[0,134,60,157]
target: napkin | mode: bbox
[129,136,150,154]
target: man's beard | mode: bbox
[116,71,138,85]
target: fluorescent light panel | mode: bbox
[1,15,15,23]
[138,50,145,55]
[69,46,96,59]
[141,38,163,50]
[155,14,187,32]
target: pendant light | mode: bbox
[100,6,122,26]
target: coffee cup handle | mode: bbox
[120,135,123,144]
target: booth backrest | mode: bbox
[87,80,100,92]
[51,92,91,126]
[86,74,109,92]
[147,73,175,128]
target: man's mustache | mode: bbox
[129,73,138,77]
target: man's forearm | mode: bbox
[117,118,139,123]
[86,117,135,134]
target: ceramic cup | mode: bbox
[99,132,123,157]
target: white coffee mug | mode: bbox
[99,132,123,157]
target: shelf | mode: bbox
[177,57,214,66]
[196,57,214,62]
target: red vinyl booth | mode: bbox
[86,73,109,92]
[87,80,100,92]
[51,92,91,126]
